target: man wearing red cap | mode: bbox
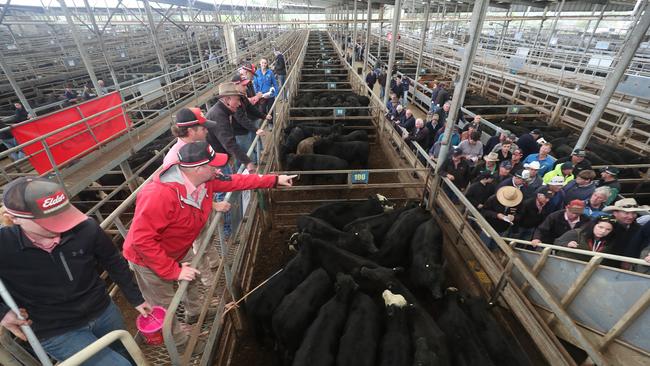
[123,141,295,349]
[531,199,590,247]
[1,177,151,365]
[163,107,216,166]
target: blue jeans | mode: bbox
[277,74,287,100]
[1,137,26,161]
[380,86,385,98]
[215,163,233,238]
[235,133,255,167]
[40,301,132,365]
[403,90,408,105]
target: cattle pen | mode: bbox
[2,2,650,366]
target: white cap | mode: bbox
[549,176,564,186]
[524,161,541,170]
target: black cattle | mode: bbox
[296,216,378,255]
[462,296,531,366]
[331,130,368,142]
[285,154,348,184]
[284,121,331,135]
[409,219,445,299]
[413,337,436,366]
[309,194,392,230]
[282,127,306,159]
[379,290,412,366]
[343,202,417,244]
[272,268,333,363]
[292,273,358,366]
[245,242,317,341]
[438,289,495,366]
[358,272,451,366]
[290,233,401,291]
[337,292,382,366]
[372,207,431,267]
[313,137,369,167]
[298,123,344,137]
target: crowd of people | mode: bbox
[0,51,294,363]
[416,111,650,271]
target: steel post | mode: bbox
[83,0,120,91]
[414,0,431,85]
[574,5,650,150]
[352,0,358,66]
[142,0,171,84]
[541,0,565,59]
[0,52,34,115]
[382,2,402,107]
[377,5,384,61]
[363,0,372,73]
[58,0,102,95]
[433,0,489,191]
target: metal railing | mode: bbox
[0,30,305,366]
[334,29,650,366]
[0,31,291,188]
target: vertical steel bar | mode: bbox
[382,2,403,107]
[363,0,372,73]
[414,0,431,91]
[433,0,489,194]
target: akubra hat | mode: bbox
[216,82,245,99]
[496,186,523,207]
[603,198,649,213]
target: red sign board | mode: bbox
[12,92,132,175]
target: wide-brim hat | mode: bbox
[603,198,650,213]
[483,152,499,162]
[216,82,246,99]
[524,161,541,170]
[496,186,523,207]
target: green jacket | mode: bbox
[542,164,574,185]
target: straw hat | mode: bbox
[216,82,245,99]
[496,186,523,207]
[603,198,650,213]
[483,152,499,162]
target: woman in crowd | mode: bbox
[554,216,617,262]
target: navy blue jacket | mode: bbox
[0,219,144,340]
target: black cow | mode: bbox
[313,137,369,167]
[292,273,358,366]
[337,292,382,366]
[331,130,368,142]
[358,272,451,366]
[296,216,378,255]
[309,194,393,230]
[289,233,401,291]
[297,123,344,138]
[438,289,495,366]
[409,218,445,299]
[343,202,417,244]
[245,241,317,342]
[272,268,333,363]
[373,207,431,267]
[379,290,412,366]
[285,154,348,184]
[461,296,531,366]
[281,127,306,160]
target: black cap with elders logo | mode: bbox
[178,141,229,168]
[3,177,88,233]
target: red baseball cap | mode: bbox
[178,141,228,168]
[566,199,586,213]
[3,177,88,233]
[231,73,251,86]
[175,107,216,128]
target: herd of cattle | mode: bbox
[281,91,373,184]
[245,195,530,366]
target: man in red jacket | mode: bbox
[123,141,295,348]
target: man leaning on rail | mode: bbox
[122,141,295,353]
[0,177,151,365]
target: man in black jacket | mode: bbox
[531,199,589,246]
[232,74,269,165]
[1,177,150,365]
[602,198,649,268]
[206,82,258,173]
[480,186,523,250]
[512,187,553,240]
[517,129,543,158]
[465,171,496,209]
[273,50,287,101]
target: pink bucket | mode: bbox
[136,306,166,345]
